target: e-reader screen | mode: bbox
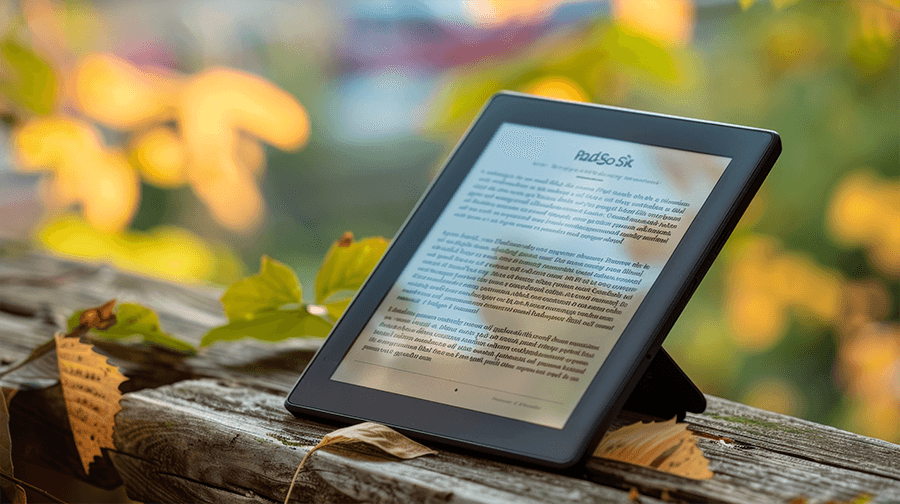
[330,123,731,429]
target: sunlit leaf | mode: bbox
[129,126,187,187]
[221,256,303,322]
[37,215,240,284]
[55,332,127,474]
[593,417,713,480]
[74,53,179,130]
[67,301,196,355]
[202,256,332,346]
[13,116,140,232]
[325,299,351,322]
[464,0,558,27]
[284,422,436,504]
[0,36,57,115]
[315,233,388,320]
[201,309,333,346]
[613,0,694,47]
[522,75,590,102]
[179,67,310,231]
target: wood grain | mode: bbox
[3,249,900,503]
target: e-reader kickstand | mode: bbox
[621,348,706,421]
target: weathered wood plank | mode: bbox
[111,379,666,504]
[694,396,900,480]
[107,379,900,504]
[5,250,900,503]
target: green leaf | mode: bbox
[200,308,333,347]
[0,37,57,115]
[315,234,388,310]
[67,303,196,355]
[221,255,304,322]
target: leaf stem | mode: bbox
[0,472,69,504]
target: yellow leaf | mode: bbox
[74,53,180,130]
[284,422,436,504]
[613,0,694,47]
[180,67,310,153]
[55,332,127,474]
[593,417,713,480]
[315,232,388,307]
[13,116,140,232]
[37,215,240,284]
[177,68,310,232]
[129,126,188,187]
[739,0,755,10]
[521,75,591,102]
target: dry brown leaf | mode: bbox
[1,388,27,503]
[593,417,713,480]
[1,388,16,408]
[78,299,117,330]
[55,332,127,474]
[284,422,437,504]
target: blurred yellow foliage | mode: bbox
[14,52,311,233]
[828,171,900,275]
[840,323,900,441]
[613,0,694,47]
[725,236,843,352]
[742,377,804,416]
[855,0,900,45]
[522,75,590,101]
[129,126,188,187]
[763,12,829,77]
[177,67,310,230]
[74,53,180,130]
[13,115,139,233]
[37,215,242,284]
[464,0,558,26]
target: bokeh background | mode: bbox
[0,0,897,446]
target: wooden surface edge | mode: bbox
[113,378,665,504]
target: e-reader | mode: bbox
[285,92,781,469]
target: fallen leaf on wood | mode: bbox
[593,417,713,480]
[284,422,436,504]
[0,299,120,391]
[55,332,128,474]
[68,301,196,355]
[78,299,117,330]
[1,388,27,503]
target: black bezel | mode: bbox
[285,92,781,469]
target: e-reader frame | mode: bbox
[285,92,781,469]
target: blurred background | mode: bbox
[0,0,897,447]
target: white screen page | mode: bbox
[331,123,731,428]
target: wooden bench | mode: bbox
[2,250,899,503]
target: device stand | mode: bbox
[621,348,706,421]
